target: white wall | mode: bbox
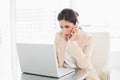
[16,0,70,44]
[0,0,12,80]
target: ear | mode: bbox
[75,22,81,29]
[75,24,78,28]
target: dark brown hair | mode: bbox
[57,8,79,25]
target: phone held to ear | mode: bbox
[71,29,74,35]
[71,23,78,35]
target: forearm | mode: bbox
[68,41,88,69]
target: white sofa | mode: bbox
[89,32,110,80]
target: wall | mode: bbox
[0,0,12,80]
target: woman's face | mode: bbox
[59,20,75,38]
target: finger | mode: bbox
[73,28,77,34]
[74,27,79,33]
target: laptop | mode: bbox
[21,69,90,80]
[17,43,75,78]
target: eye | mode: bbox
[65,25,69,28]
[60,26,63,29]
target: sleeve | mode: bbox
[54,32,59,66]
[67,36,94,69]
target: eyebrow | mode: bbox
[65,25,69,27]
[60,25,70,28]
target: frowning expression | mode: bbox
[59,20,75,38]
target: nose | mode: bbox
[62,28,67,34]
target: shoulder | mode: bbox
[85,31,94,41]
[55,31,65,41]
[55,31,62,39]
[79,29,94,43]
[55,31,63,37]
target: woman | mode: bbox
[54,8,100,80]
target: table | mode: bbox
[20,69,90,80]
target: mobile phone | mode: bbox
[71,29,74,35]
[71,23,78,35]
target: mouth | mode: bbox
[65,34,70,37]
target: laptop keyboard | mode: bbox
[57,68,75,77]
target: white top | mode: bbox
[64,39,77,68]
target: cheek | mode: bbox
[68,29,72,32]
[67,28,72,33]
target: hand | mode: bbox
[70,27,80,41]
